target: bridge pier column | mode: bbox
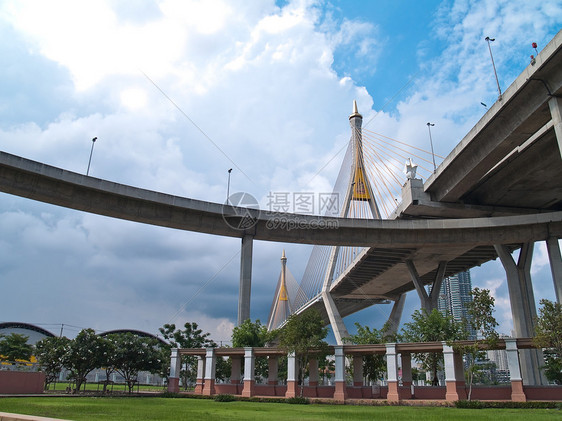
[238,234,253,325]
[406,260,447,312]
[322,291,349,345]
[546,237,562,303]
[548,96,562,158]
[387,293,406,334]
[494,243,546,385]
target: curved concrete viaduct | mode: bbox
[1,151,561,247]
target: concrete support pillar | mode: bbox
[401,353,412,387]
[495,243,545,385]
[334,346,347,401]
[286,352,299,398]
[401,352,413,399]
[238,234,253,325]
[548,96,562,158]
[202,348,216,396]
[195,356,205,394]
[442,342,467,401]
[308,358,319,387]
[352,355,363,386]
[322,291,349,345]
[268,356,279,385]
[505,338,527,402]
[167,348,181,393]
[406,260,447,312]
[546,237,562,303]
[386,294,406,334]
[230,356,242,385]
[242,347,255,397]
[385,343,399,402]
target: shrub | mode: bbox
[214,394,236,402]
[286,396,310,405]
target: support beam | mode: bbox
[238,234,253,325]
[268,356,279,385]
[548,96,562,158]
[309,358,319,389]
[546,237,562,302]
[352,355,363,386]
[195,356,205,394]
[386,293,406,334]
[406,260,447,312]
[494,243,545,385]
[230,356,242,385]
[322,291,349,345]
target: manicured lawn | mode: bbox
[0,397,560,420]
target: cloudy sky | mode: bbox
[0,0,560,343]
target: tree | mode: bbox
[108,333,163,393]
[231,319,273,381]
[401,309,467,385]
[455,287,499,400]
[344,322,397,384]
[278,308,329,396]
[533,299,562,384]
[0,333,33,363]
[35,336,71,390]
[159,322,215,389]
[63,329,105,392]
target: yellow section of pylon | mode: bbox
[352,167,371,201]
[279,282,288,301]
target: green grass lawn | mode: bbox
[0,397,560,421]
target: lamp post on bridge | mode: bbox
[226,168,233,204]
[86,137,97,176]
[485,36,502,100]
[426,123,436,172]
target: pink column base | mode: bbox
[194,378,204,394]
[202,379,215,396]
[286,380,297,398]
[167,377,179,393]
[387,380,400,402]
[445,380,467,401]
[334,381,347,401]
[242,379,255,397]
[511,380,527,402]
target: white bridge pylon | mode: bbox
[267,101,387,341]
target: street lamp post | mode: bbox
[86,137,97,176]
[226,168,233,204]
[485,36,502,100]
[427,123,436,172]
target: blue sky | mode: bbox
[0,0,560,342]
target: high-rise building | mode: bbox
[429,270,476,339]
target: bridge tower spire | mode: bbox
[267,250,292,331]
[321,100,381,345]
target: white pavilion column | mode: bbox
[442,342,467,402]
[386,343,399,402]
[505,338,527,402]
[202,348,216,396]
[241,347,255,397]
[285,352,299,398]
[194,355,205,394]
[167,348,182,393]
[308,357,319,387]
[333,345,347,401]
